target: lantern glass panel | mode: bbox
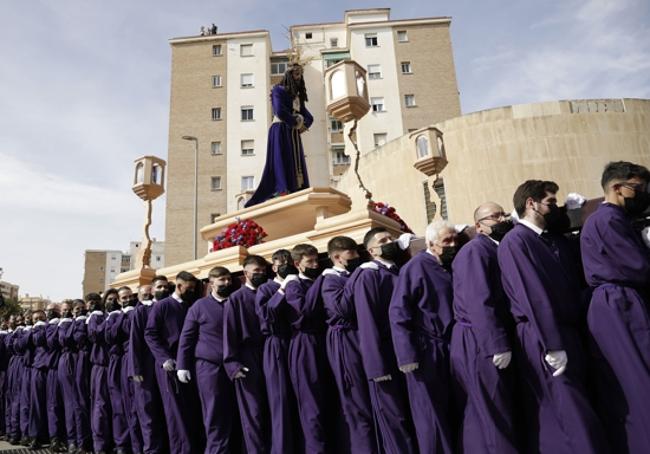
[135,162,144,184]
[331,70,346,100]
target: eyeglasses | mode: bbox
[621,183,646,193]
[478,212,509,222]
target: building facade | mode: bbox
[165,8,461,265]
[18,296,50,313]
[0,280,19,301]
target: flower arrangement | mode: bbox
[369,201,413,234]
[212,218,268,252]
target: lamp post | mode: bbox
[182,135,199,260]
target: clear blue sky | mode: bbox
[1,0,648,300]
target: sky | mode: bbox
[1,0,648,300]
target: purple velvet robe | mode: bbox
[245,85,313,207]
[498,223,609,454]
[144,295,202,454]
[119,307,143,454]
[256,279,299,454]
[128,301,166,454]
[349,261,417,454]
[44,320,65,443]
[104,310,130,449]
[451,234,518,454]
[17,327,33,439]
[177,294,236,454]
[322,268,377,454]
[389,251,455,454]
[58,318,79,447]
[88,312,113,453]
[29,323,48,441]
[6,329,23,441]
[224,285,270,453]
[581,202,650,454]
[72,316,92,451]
[0,331,8,437]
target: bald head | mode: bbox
[473,202,505,223]
[474,202,510,237]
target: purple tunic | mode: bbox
[498,223,609,454]
[322,268,377,454]
[390,251,455,454]
[245,85,313,207]
[88,312,113,453]
[224,285,270,453]
[72,316,92,451]
[451,235,518,454]
[256,279,299,454]
[177,294,236,454]
[350,261,417,454]
[17,327,33,438]
[104,311,130,449]
[44,320,65,442]
[29,323,48,441]
[119,307,143,454]
[145,295,202,454]
[128,301,166,454]
[581,203,650,454]
[7,330,23,441]
[58,318,80,447]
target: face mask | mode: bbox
[623,191,650,217]
[251,273,267,288]
[180,291,196,304]
[344,256,363,273]
[46,310,58,321]
[277,264,299,279]
[78,309,88,317]
[303,267,321,280]
[544,205,571,234]
[88,302,101,312]
[140,294,153,301]
[439,245,458,268]
[154,290,170,301]
[125,296,138,307]
[104,302,117,313]
[215,285,232,298]
[488,219,514,242]
[379,241,401,261]
[62,310,73,319]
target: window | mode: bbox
[365,33,378,47]
[240,73,254,88]
[240,43,253,57]
[330,37,338,48]
[211,176,222,191]
[374,133,388,148]
[332,149,350,165]
[405,94,416,107]
[212,74,222,87]
[241,106,254,121]
[210,213,221,223]
[397,30,408,42]
[371,97,385,112]
[416,136,429,159]
[401,61,412,74]
[241,140,255,156]
[210,141,222,155]
[367,64,382,80]
[211,107,222,121]
[241,176,254,191]
[305,32,313,39]
[330,119,343,132]
[271,61,288,75]
[212,44,222,56]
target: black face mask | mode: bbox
[303,267,321,280]
[344,257,363,273]
[439,246,458,268]
[126,296,139,307]
[379,241,401,261]
[77,309,88,317]
[277,264,299,279]
[154,290,170,301]
[180,292,196,304]
[544,205,571,234]
[104,302,117,312]
[62,310,73,319]
[488,220,514,242]
[251,273,267,288]
[624,191,650,217]
[46,310,58,321]
[88,302,101,312]
[215,285,232,298]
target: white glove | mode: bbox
[34,321,47,327]
[360,262,379,271]
[565,192,586,210]
[399,362,419,374]
[294,113,304,129]
[48,318,60,325]
[642,226,650,249]
[162,359,176,372]
[132,375,144,383]
[90,310,103,317]
[373,374,392,383]
[397,233,415,250]
[545,350,568,377]
[176,370,191,383]
[122,306,135,314]
[280,274,300,290]
[234,367,250,379]
[492,351,512,369]
[75,315,87,322]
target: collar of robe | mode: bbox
[517,218,545,236]
[122,306,135,314]
[142,300,154,306]
[298,272,313,281]
[172,293,184,303]
[375,257,396,270]
[59,318,73,324]
[48,318,60,325]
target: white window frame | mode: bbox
[241,139,255,156]
[210,141,222,155]
[240,43,253,57]
[397,30,408,43]
[271,61,288,75]
[365,33,378,47]
[212,74,222,88]
[241,176,254,191]
[401,61,412,74]
[212,44,222,56]
[330,119,343,132]
[211,107,222,121]
[370,97,385,113]
[211,176,222,191]
[373,133,388,148]
[332,148,350,165]
[367,64,382,80]
[405,94,417,108]
[240,73,254,88]
[241,106,254,121]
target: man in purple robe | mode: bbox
[346,227,417,454]
[17,316,33,446]
[223,255,270,453]
[88,292,114,454]
[581,161,650,454]
[451,203,518,454]
[72,297,93,454]
[498,180,609,454]
[280,244,331,453]
[28,309,49,449]
[176,266,236,454]
[129,276,167,454]
[256,249,300,454]
[389,220,457,454]
[7,315,25,445]
[0,324,8,440]
[245,64,313,207]
[145,271,203,454]
[43,303,66,452]
[321,236,376,453]
[58,301,80,452]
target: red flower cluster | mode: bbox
[369,201,413,234]
[212,218,268,252]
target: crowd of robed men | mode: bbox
[0,159,649,454]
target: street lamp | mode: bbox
[182,135,199,260]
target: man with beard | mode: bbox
[581,161,650,453]
[145,271,203,454]
[450,203,518,454]
[129,276,168,454]
[223,255,270,453]
[498,180,608,454]
[389,220,457,454]
[177,266,237,453]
